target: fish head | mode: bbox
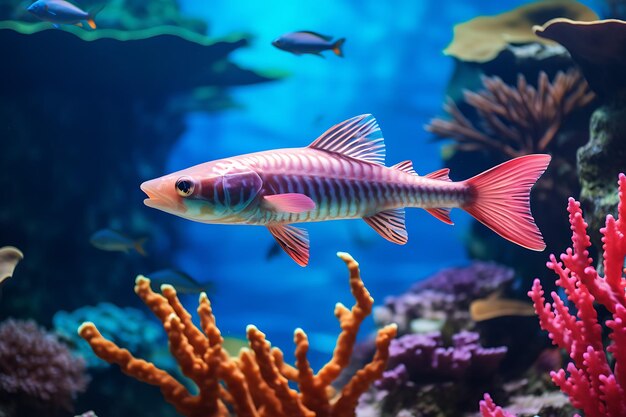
[271,36,291,51]
[27,0,46,16]
[141,160,263,223]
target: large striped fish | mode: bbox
[141,114,550,266]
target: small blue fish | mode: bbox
[272,31,346,58]
[89,229,147,256]
[146,269,213,294]
[27,0,102,29]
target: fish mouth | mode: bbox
[140,179,180,212]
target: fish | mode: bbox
[27,0,102,29]
[146,268,212,294]
[272,31,345,57]
[140,114,550,266]
[469,291,537,322]
[89,229,147,256]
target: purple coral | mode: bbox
[376,331,507,389]
[0,319,89,410]
[412,262,514,300]
[375,262,515,333]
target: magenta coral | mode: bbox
[481,173,626,416]
[479,394,515,417]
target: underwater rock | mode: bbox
[534,19,626,257]
[0,21,281,325]
[77,253,397,417]
[0,319,89,414]
[443,0,597,63]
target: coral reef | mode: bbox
[443,1,597,63]
[482,173,626,416]
[378,331,506,386]
[374,262,514,335]
[0,246,22,285]
[78,252,397,417]
[535,19,626,258]
[429,68,596,281]
[53,302,165,369]
[357,331,506,416]
[0,319,89,412]
[427,70,595,160]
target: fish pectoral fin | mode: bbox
[75,22,83,27]
[363,208,407,245]
[425,208,453,225]
[308,114,385,165]
[87,18,96,29]
[263,193,316,213]
[267,224,310,267]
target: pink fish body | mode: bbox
[141,115,551,266]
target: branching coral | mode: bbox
[78,252,397,417]
[427,69,595,159]
[481,173,626,416]
[0,319,89,411]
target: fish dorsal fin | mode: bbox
[425,168,451,181]
[308,114,385,165]
[263,193,316,213]
[425,208,454,225]
[296,31,333,41]
[391,160,418,175]
[267,224,310,266]
[363,208,407,245]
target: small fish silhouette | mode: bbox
[272,31,345,57]
[89,229,147,256]
[470,291,536,322]
[146,269,212,294]
[27,0,103,29]
[141,114,550,266]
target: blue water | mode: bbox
[152,0,601,365]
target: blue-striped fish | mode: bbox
[272,31,345,57]
[140,115,550,266]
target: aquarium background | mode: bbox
[1,0,619,416]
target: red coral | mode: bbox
[481,173,626,416]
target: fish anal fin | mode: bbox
[75,22,83,27]
[363,208,407,245]
[425,168,451,181]
[425,208,453,225]
[263,193,316,213]
[391,160,417,175]
[308,114,385,165]
[267,224,310,266]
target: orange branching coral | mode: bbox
[426,69,595,159]
[78,252,397,417]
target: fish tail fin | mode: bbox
[462,154,551,251]
[86,2,105,29]
[134,237,148,256]
[333,38,345,57]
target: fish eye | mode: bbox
[175,177,195,197]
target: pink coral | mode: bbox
[481,173,626,416]
[479,394,515,417]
